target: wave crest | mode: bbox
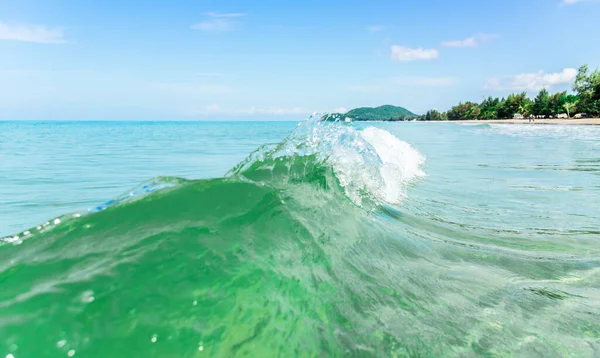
[229,116,425,206]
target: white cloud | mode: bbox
[192,105,305,116]
[442,33,499,47]
[205,104,222,113]
[191,12,246,32]
[484,68,577,91]
[0,22,65,43]
[562,0,597,4]
[333,107,348,113]
[442,37,478,48]
[367,25,385,32]
[239,106,305,115]
[390,45,438,61]
[348,76,455,93]
[478,33,500,41]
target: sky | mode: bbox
[1,0,599,120]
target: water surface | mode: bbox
[1,120,599,357]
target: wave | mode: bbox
[1,118,598,357]
[228,117,425,207]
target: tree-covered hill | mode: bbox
[322,105,418,121]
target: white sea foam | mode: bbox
[359,127,425,203]
[233,116,426,206]
[327,126,425,205]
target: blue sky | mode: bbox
[1,0,599,120]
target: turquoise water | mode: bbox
[0,121,296,236]
[1,119,599,357]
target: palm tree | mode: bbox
[518,103,530,117]
[563,101,577,118]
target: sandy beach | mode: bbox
[453,118,600,125]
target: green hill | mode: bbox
[322,105,417,121]
[346,105,417,121]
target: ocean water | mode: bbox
[0,121,297,236]
[1,119,599,357]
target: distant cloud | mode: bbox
[348,76,455,93]
[191,12,246,32]
[239,106,305,115]
[367,25,385,32]
[390,45,438,61]
[333,107,348,113]
[204,104,222,113]
[194,104,305,116]
[442,37,478,48]
[442,33,499,47]
[561,0,597,4]
[0,22,65,43]
[484,68,577,91]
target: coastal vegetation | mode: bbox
[323,65,599,122]
[420,64,600,121]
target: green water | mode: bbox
[1,120,599,357]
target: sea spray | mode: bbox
[229,117,425,207]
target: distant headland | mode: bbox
[322,105,418,122]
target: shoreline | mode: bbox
[451,118,600,125]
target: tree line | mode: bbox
[419,65,600,121]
